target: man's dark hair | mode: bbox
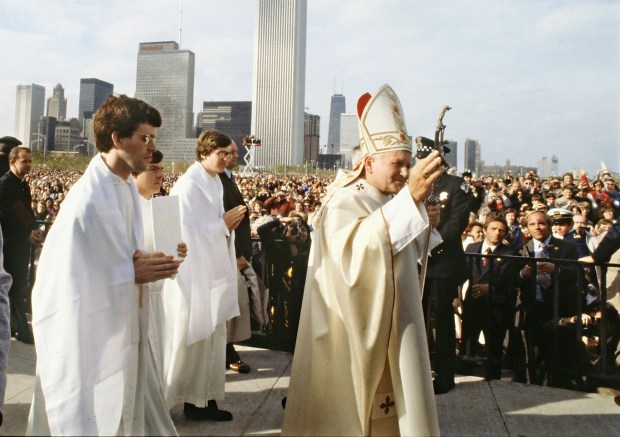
[484,215,508,230]
[93,95,162,153]
[133,150,164,177]
[151,149,164,165]
[195,129,232,161]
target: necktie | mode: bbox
[537,242,551,289]
[482,247,491,267]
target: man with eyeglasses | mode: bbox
[163,129,246,422]
[28,95,182,435]
[219,142,254,374]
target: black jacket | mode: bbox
[465,241,518,306]
[219,172,252,261]
[517,236,580,320]
[0,170,36,252]
[427,174,472,284]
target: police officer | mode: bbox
[417,136,473,394]
[548,208,598,306]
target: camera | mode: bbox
[582,324,597,338]
[280,222,300,238]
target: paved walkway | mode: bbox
[2,340,620,436]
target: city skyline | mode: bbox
[0,0,618,173]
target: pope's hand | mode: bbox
[133,250,181,284]
[408,150,444,202]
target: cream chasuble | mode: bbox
[27,155,147,436]
[162,162,238,408]
[282,178,441,437]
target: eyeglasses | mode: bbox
[216,151,233,158]
[135,132,156,145]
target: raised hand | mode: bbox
[408,150,444,202]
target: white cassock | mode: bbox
[27,155,151,436]
[282,178,442,436]
[139,196,178,436]
[162,162,238,408]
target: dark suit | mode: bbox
[0,170,36,340]
[461,241,518,380]
[422,173,472,386]
[219,171,252,364]
[219,171,251,261]
[516,236,580,384]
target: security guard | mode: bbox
[417,136,473,394]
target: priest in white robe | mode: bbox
[282,84,444,436]
[27,95,182,436]
[162,130,246,421]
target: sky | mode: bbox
[1,0,618,174]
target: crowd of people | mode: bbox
[12,145,620,369]
[0,86,618,435]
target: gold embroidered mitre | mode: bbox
[358,84,412,155]
[315,84,412,221]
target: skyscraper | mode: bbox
[304,112,320,164]
[339,113,358,169]
[47,83,67,121]
[464,138,481,175]
[135,41,195,141]
[252,0,307,167]
[444,140,457,169]
[78,78,114,127]
[202,101,252,159]
[327,93,345,154]
[15,84,45,151]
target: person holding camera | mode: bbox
[257,212,311,352]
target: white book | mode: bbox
[151,195,182,260]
